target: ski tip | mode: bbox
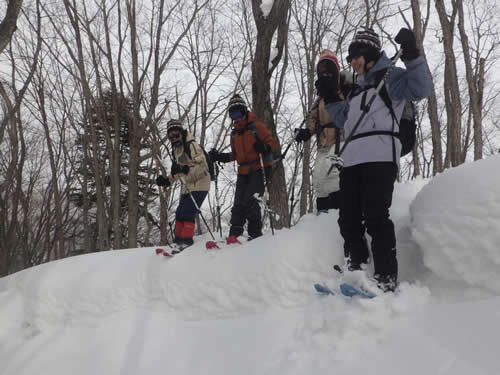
[205,241,220,250]
[162,250,173,257]
[339,283,375,299]
[225,235,241,245]
[155,248,164,255]
[314,283,335,295]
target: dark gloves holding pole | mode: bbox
[209,148,230,163]
[294,128,312,143]
[171,162,189,176]
[326,154,344,176]
[156,175,171,188]
[253,140,271,154]
[395,28,419,61]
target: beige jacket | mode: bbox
[306,98,344,151]
[168,133,210,194]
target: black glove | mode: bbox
[315,75,341,104]
[171,163,189,175]
[253,140,271,154]
[156,175,170,188]
[294,128,311,143]
[209,148,230,163]
[395,28,419,61]
[328,155,344,171]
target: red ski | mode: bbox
[155,248,173,257]
[205,241,222,250]
[205,235,241,250]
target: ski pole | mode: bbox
[214,163,223,238]
[178,176,217,241]
[279,96,320,164]
[259,154,274,236]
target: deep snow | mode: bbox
[1,155,499,375]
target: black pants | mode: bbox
[230,169,265,238]
[316,191,341,211]
[338,162,398,280]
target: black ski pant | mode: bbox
[316,191,341,211]
[229,169,265,238]
[338,162,398,280]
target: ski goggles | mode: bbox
[347,45,371,63]
[229,110,244,121]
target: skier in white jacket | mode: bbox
[295,49,344,214]
[325,28,432,292]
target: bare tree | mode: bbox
[0,0,23,55]
[249,0,291,229]
[456,0,500,161]
[434,0,463,168]
[406,0,444,175]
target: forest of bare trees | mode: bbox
[1,0,499,276]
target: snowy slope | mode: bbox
[1,155,500,375]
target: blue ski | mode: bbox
[339,283,375,299]
[314,283,335,295]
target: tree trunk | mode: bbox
[0,0,23,55]
[251,0,291,230]
[457,0,483,162]
[411,0,443,174]
[435,0,462,168]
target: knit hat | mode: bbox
[347,28,382,63]
[166,119,183,133]
[317,49,340,71]
[227,94,247,114]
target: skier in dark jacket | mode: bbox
[209,94,276,244]
[156,119,210,248]
[325,28,432,292]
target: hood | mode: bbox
[358,52,393,86]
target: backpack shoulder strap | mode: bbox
[184,139,198,160]
[248,121,258,139]
[374,68,398,122]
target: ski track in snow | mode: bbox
[0,207,433,338]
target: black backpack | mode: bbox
[184,140,216,181]
[375,69,418,157]
[397,101,417,156]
